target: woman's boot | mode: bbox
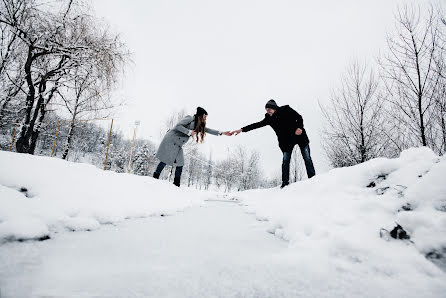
[153,172,160,179]
[173,177,181,187]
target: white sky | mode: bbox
[92,0,440,178]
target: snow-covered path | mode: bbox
[0,201,289,298]
[1,200,443,298]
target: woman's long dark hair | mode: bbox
[193,114,206,143]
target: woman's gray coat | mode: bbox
[155,115,221,167]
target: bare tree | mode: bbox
[203,152,213,190]
[0,0,128,154]
[320,60,389,167]
[431,17,446,154]
[263,172,282,188]
[215,157,238,192]
[185,146,199,186]
[159,109,187,139]
[244,150,261,190]
[379,4,445,153]
[290,146,305,182]
[432,77,446,154]
[59,59,123,160]
[220,146,262,191]
[0,1,25,129]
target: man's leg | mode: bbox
[300,144,316,178]
[173,166,183,187]
[282,151,292,187]
[153,162,166,179]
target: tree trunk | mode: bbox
[441,110,446,154]
[62,122,76,160]
[28,91,47,154]
[414,45,427,147]
[28,78,60,154]
[18,50,66,154]
[418,93,427,146]
[360,109,366,162]
[62,108,78,160]
[16,46,36,153]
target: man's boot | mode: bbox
[280,182,289,189]
[173,177,181,187]
[153,172,160,179]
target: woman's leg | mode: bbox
[175,166,183,178]
[153,162,166,179]
[173,166,183,187]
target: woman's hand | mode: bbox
[190,131,197,137]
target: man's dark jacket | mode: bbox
[242,105,309,152]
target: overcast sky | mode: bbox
[92,0,439,178]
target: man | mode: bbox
[232,99,315,188]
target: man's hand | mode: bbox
[232,129,242,136]
[295,128,302,135]
[221,131,233,136]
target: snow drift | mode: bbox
[235,147,446,293]
[0,151,208,242]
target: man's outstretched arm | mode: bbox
[232,117,269,135]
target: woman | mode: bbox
[153,107,232,187]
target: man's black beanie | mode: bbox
[265,99,278,110]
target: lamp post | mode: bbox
[128,120,140,173]
[103,119,114,170]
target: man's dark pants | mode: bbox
[282,144,316,184]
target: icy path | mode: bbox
[0,201,289,297]
[0,201,443,298]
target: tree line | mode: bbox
[321,4,446,167]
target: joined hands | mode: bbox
[191,131,235,137]
[231,129,242,136]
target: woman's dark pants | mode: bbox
[153,162,183,186]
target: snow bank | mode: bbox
[0,151,208,242]
[235,147,446,290]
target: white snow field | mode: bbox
[1,148,446,297]
[0,151,208,243]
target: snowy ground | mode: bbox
[1,148,446,297]
[0,201,443,298]
[0,202,295,297]
[0,151,209,242]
